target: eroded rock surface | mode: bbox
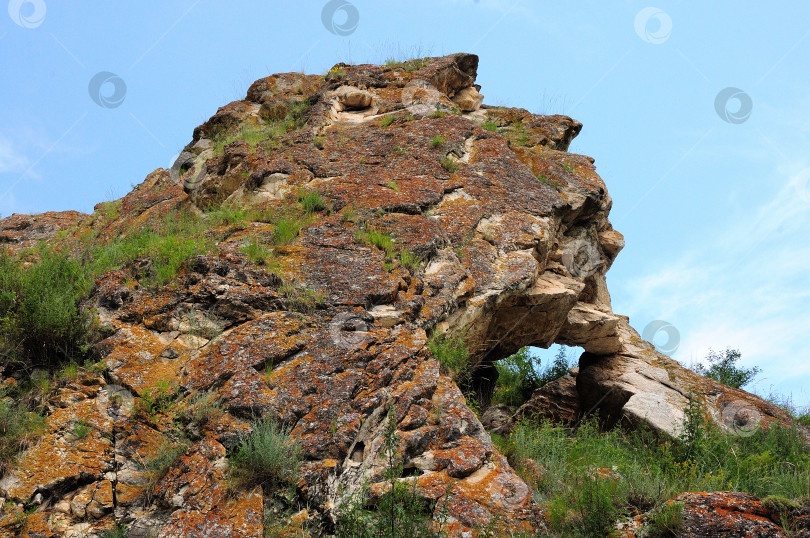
[0,53,803,536]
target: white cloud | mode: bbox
[0,135,28,174]
[617,165,810,402]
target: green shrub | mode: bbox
[482,121,498,132]
[429,135,445,148]
[492,347,571,407]
[230,417,301,489]
[135,380,178,420]
[691,348,760,389]
[0,246,93,368]
[428,332,469,380]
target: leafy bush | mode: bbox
[492,347,572,407]
[691,348,760,389]
[230,417,302,489]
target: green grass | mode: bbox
[536,173,561,188]
[508,412,810,537]
[97,200,122,221]
[298,190,329,213]
[181,391,223,431]
[440,157,460,173]
[386,180,400,192]
[646,501,684,537]
[0,391,46,473]
[207,206,250,229]
[230,417,302,490]
[141,434,190,498]
[428,332,469,380]
[384,57,429,72]
[272,217,303,245]
[241,237,276,268]
[562,163,573,172]
[278,282,325,313]
[429,110,447,119]
[429,135,446,148]
[482,121,498,132]
[86,208,211,288]
[71,419,91,440]
[212,99,311,156]
[379,115,395,128]
[356,228,396,257]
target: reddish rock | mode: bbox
[673,492,786,537]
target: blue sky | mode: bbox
[2,1,809,406]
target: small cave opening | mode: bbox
[467,344,583,413]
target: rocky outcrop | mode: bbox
[0,53,804,536]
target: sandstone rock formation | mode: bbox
[0,53,804,536]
